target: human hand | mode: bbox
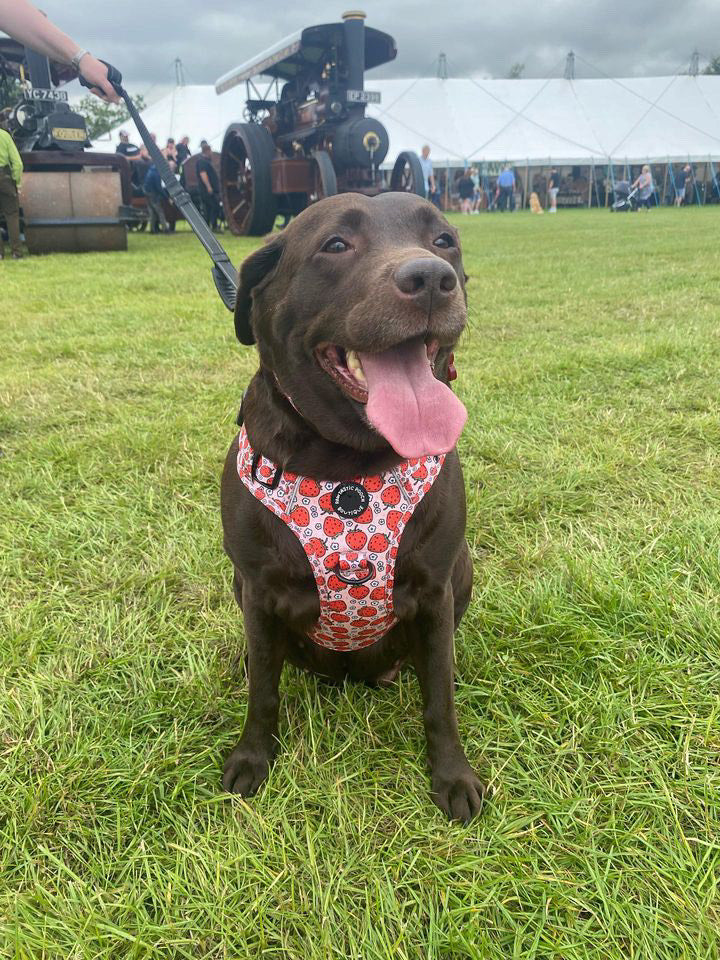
[78,53,120,102]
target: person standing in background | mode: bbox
[176,136,191,167]
[547,166,560,213]
[674,164,691,207]
[115,130,140,158]
[471,166,483,213]
[0,125,23,259]
[632,165,654,211]
[419,145,436,203]
[197,141,221,232]
[142,162,169,234]
[496,165,516,212]
[0,0,119,102]
[163,138,178,171]
[457,169,475,213]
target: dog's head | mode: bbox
[235,192,468,459]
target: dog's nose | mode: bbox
[394,257,457,305]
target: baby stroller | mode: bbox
[611,181,638,212]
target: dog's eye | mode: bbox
[322,236,350,254]
[433,232,456,249]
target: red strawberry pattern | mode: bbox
[236,426,444,652]
[386,510,403,532]
[323,516,344,537]
[304,537,326,558]
[299,477,320,497]
[368,533,389,553]
[345,530,367,550]
[381,486,401,506]
[291,506,310,527]
[348,585,369,600]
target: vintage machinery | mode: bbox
[0,38,136,253]
[214,11,426,235]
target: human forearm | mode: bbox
[0,0,78,63]
[0,0,119,101]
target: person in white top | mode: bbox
[632,165,654,211]
[0,0,119,102]
[419,145,436,198]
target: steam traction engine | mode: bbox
[215,11,425,235]
[0,38,137,253]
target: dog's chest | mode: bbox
[236,427,444,651]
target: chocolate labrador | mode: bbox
[220,192,485,822]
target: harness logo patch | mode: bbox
[331,482,370,519]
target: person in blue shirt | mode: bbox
[496,165,516,212]
[142,164,169,233]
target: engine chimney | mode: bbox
[342,10,366,100]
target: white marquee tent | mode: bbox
[97,74,720,168]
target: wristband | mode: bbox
[70,48,89,71]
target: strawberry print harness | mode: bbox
[236,426,445,652]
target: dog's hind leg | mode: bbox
[223,588,287,797]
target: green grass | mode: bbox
[1,207,719,959]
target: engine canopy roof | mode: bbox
[215,22,396,95]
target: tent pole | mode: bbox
[649,158,659,207]
[691,156,701,206]
[662,160,668,206]
[669,157,675,204]
[445,158,449,211]
[524,160,529,209]
[587,161,592,208]
[593,160,600,207]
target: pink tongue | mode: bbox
[358,337,467,458]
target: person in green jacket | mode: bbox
[0,127,24,259]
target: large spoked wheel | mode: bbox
[308,150,338,204]
[390,151,426,198]
[220,122,276,236]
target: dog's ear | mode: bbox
[234,235,284,345]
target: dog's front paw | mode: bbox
[222,745,271,796]
[431,763,486,824]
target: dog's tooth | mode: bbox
[346,350,367,384]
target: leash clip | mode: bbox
[251,452,282,490]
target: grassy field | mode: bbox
[1,207,719,959]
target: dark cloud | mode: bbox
[48,0,720,93]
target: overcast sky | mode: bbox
[43,0,720,96]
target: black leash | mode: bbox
[81,62,238,311]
